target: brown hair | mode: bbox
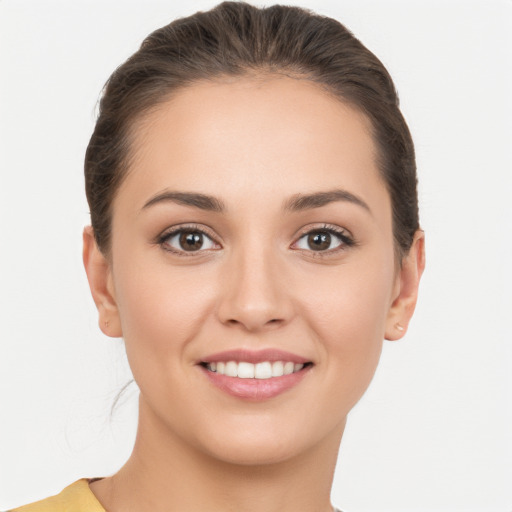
[85,1,419,258]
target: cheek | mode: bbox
[301,255,394,341]
[112,257,217,367]
[298,255,395,402]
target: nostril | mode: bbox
[265,318,285,328]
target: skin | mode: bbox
[83,75,425,512]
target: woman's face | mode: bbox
[91,76,416,465]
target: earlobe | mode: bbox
[82,226,123,338]
[385,230,425,341]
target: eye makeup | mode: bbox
[154,221,357,259]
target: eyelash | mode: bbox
[156,224,220,256]
[292,224,356,256]
[156,223,356,257]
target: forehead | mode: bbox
[118,75,389,214]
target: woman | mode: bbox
[10,2,424,511]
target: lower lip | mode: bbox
[200,365,311,400]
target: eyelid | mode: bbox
[154,222,355,256]
[291,223,356,253]
[156,223,222,254]
[295,223,353,239]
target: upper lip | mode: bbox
[200,348,311,365]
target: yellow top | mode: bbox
[8,479,344,512]
[8,479,105,512]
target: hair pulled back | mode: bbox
[85,1,419,257]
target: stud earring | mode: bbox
[395,323,404,332]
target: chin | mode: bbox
[202,436,306,466]
[192,414,344,467]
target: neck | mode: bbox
[91,396,345,512]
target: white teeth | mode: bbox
[254,362,272,379]
[237,361,255,379]
[283,362,294,375]
[271,361,284,377]
[225,361,238,377]
[206,360,307,379]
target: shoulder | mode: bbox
[7,479,105,512]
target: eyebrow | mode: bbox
[284,189,372,214]
[142,191,225,212]
[141,188,370,215]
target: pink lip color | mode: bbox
[198,349,312,401]
[200,365,311,400]
[200,348,309,365]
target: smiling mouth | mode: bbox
[200,360,313,379]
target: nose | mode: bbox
[216,245,293,332]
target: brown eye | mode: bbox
[179,231,204,251]
[293,227,352,253]
[307,232,331,251]
[161,229,218,253]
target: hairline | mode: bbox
[99,69,402,264]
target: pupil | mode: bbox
[308,232,331,251]
[180,232,203,251]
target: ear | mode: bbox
[82,226,123,338]
[385,230,425,341]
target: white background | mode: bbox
[1,1,511,511]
